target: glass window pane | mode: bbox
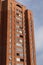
[16,58,20,61]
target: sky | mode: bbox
[16,0,43,65]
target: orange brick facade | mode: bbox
[0,0,36,65]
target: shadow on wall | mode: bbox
[0,1,7,65]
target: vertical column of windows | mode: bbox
[9,3,12,65]
[15,8,24,65]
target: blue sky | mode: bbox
[16,0,43,65]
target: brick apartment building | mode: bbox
[0,0,36,65]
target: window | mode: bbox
[16,58,24,62]
[9,49,12,53]
[16,9,18,11]
[9,56,12,60]
[16,48,23,52]
[16,17,20,20]
[9,39,11,42]
[20,53,23,57]
[20,59,24,62]
[16,13,22,17]
[19,10,22,14]
[10,16,12,21]
[16,13,19,16]
[16,21,22,27]
[19,30,22,34]
[9,62,12,65]
[20,26,23,29]
[10,34,11,37]
[10,29,11,32]
[16,53,23,57]
[16,25,19,28]
[16,17,22,21]
[16,29,19,32]
[16,58,20,61]
[16,43,23,47]
[19,14,22,17]
[16,29,22,34]
[16,63,23,65]
[16,38,23,43]
[16,13,22,19]
[9,44,12,48]
[19,22,22,25]
[17,21,19,24]
[29,28,32,32]
[16,9,22,14]
[16,38,19,42]
[20,35,23,38]
[19,39,23,43]
[16,34,19,37]
[17,53,19,56]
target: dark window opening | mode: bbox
[20,59,24,62]
[16,53,20,56]
[20,27,23,29]
[17,21,19,24]
[20,35,23,38]
[16,13,19,16]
